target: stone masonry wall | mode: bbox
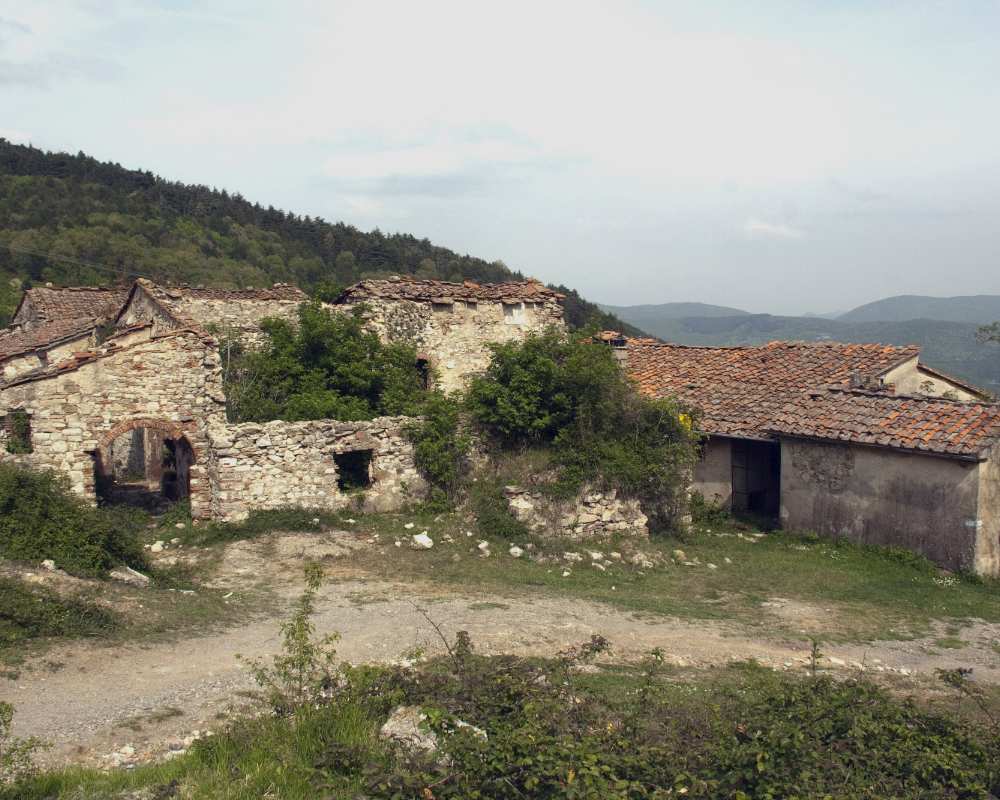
[0,330,225,518]
[504,484,649,540]
[206,416,427,522]
[340,297,564,394]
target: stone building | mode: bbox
[0,275,563,522]
[618,337,1000,575]
[333,277,565,393]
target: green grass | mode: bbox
[8,703,378,800]
[338,509,1000,643]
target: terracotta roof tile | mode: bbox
[16,286,129,325]
[336,277,565,304]
[625,340,921,440]
[769,389,1000,459]
[0,318,95,361]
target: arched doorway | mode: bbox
[93,420,197,510]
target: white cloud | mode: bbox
[743,218,805,240]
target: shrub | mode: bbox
[224,302,428,423]
[239,562,343,716]
[405,393,470,505]
[0,465,146,577]
[467,330,700,531]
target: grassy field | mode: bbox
[328,507,1000,643]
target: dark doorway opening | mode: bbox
[95,428,194,510]
[731,439,780,522]
[415,358,431,390]
[335,450,373,491]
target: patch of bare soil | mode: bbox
[6,531,1000,769]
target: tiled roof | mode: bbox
[336,277,565,304]
[625,340,921,440]
[769,388,1000,460]
[15,286,129,325]
[0,318,95,361]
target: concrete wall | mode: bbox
[693,436,733,507]
[779,437,986,574]
[0,330,225,518]
[341,297,565,393]
[882,358,980,401]
[205,417,426,522]
[977,442,1000,576]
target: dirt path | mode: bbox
[6,532,1000,768]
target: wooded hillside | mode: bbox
[0,140,639,334]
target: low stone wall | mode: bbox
[504,485,649,540]
[207,416,426,522]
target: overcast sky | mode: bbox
[2,1,999,314]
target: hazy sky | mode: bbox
[2,1,999,314]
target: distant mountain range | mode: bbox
[602,294,1000,393]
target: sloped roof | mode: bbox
[625,340,921,440]
[336,277,564,304]
[769,388,1000,460]
[0,318,95,361]
[13,285,129,326]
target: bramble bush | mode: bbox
[0,464,146,577]
[467,329,701,531]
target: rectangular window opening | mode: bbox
[4,409,33,454]
[334,450,373,491]
[431,302,453,314]
[503,302,526,325]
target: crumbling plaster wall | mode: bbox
[0,331,225,517]
[779,437,987,574]
[976,443,1000,577]
[340,298,564,393]
[882,359,980,401]
[692,436,733,508]
[205,417,427,522]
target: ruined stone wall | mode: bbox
[118,287,302,348]
[342,297,565,393]
[168,297,302,347]
[206,416,427,522]
[504,485,649,540]
[0,331,225,517]
[778,437,986,574]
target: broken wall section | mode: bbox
[503,484,649,540]
[206,417,427,522]
[345,298,564,394]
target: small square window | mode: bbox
[334,450,373,490]
[464,301,478,311]
[4,409,32,454]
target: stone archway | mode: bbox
[93,419,202,510]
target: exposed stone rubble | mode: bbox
[503,485,649,540]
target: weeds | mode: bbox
[239,561,342,715]
[0,702,44,786]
